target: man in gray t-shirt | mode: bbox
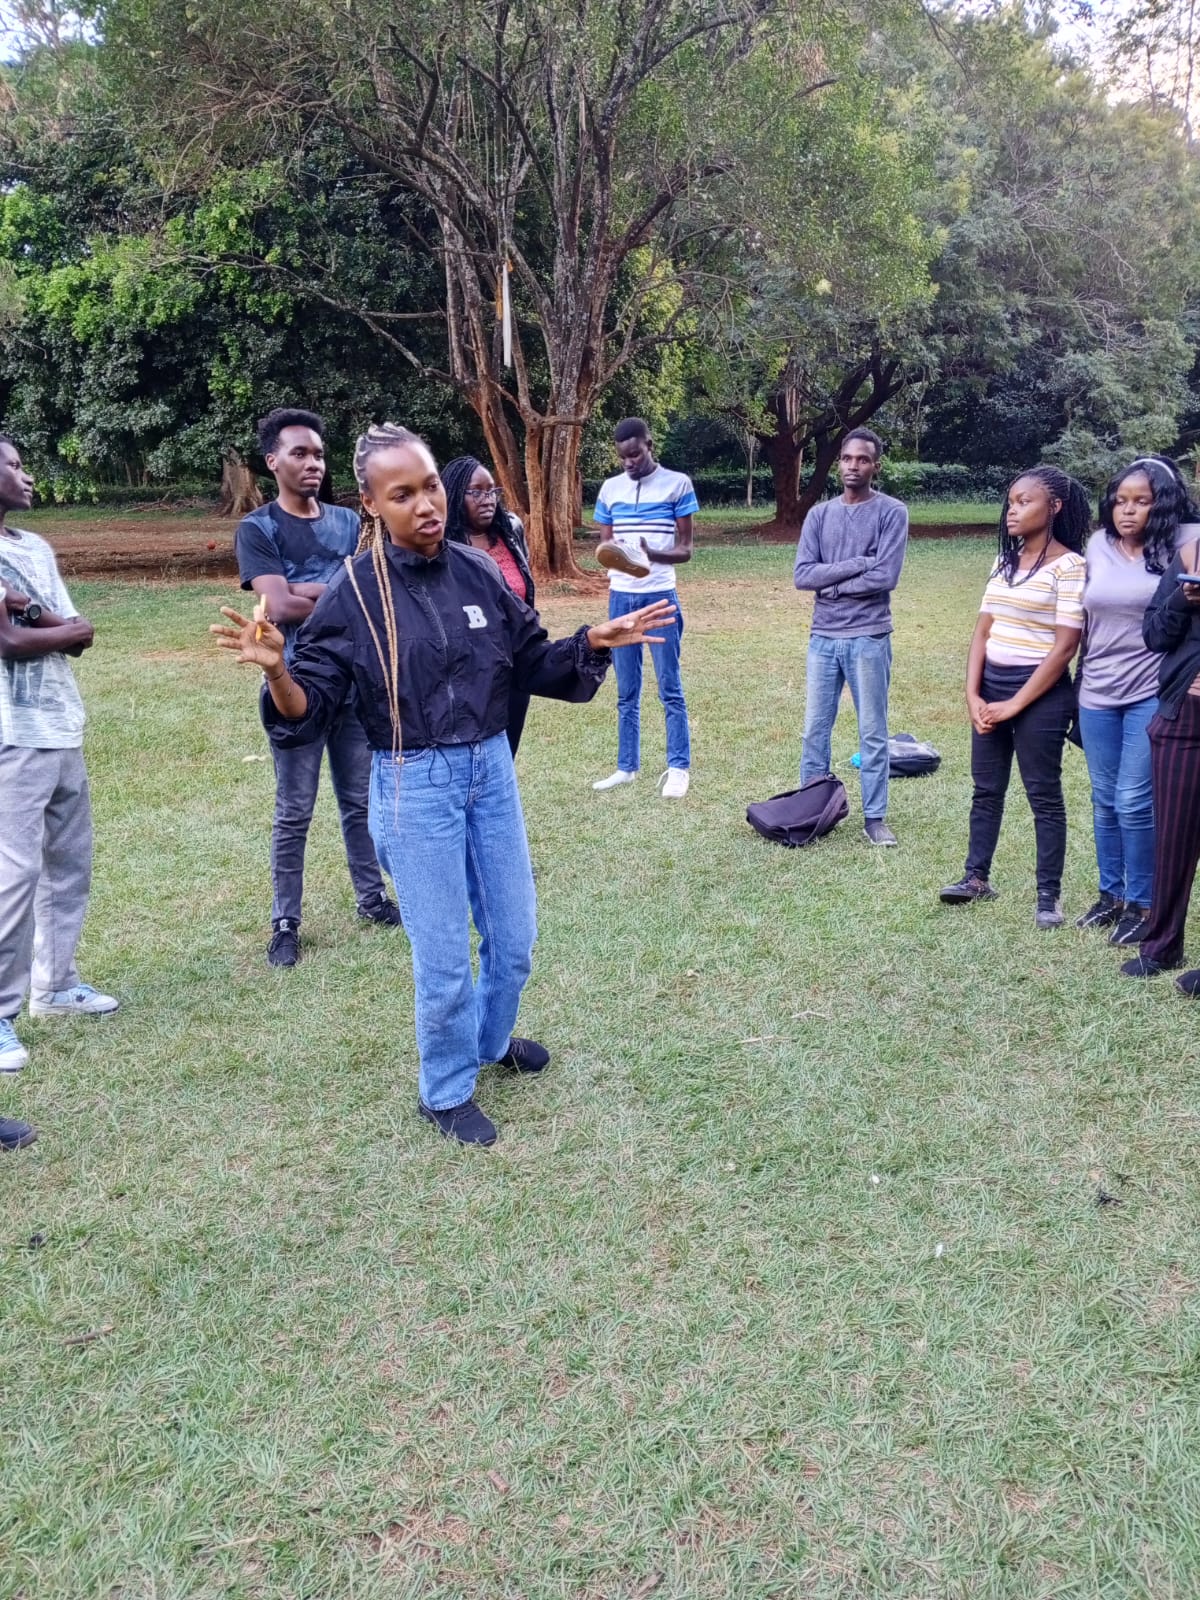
[793,429,909,845]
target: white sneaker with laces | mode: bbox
[659,768,690,799]
[29,983,120,1018]
[0,1018,29,1074]
[592,769,638,791]
[596,542,652,579]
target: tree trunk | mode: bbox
[523,420,585,581]
[796,436,841,527]
[762,419,804,528]
[216,454,263,518]
[744,433,757,509]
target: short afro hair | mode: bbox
[257,407,325,458]
[614,417,651,445]
[840,427,884,461]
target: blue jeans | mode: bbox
[801,633,892,820]
[1078,697,1157,906]
[609,588,690,771]
[368,734,537,1111]
[270,705,387,923]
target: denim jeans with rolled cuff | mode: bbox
[368,733,537,1111]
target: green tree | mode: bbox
[92,0,930,575]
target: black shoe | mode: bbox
[1109,905,1149,947]
[1120,953,1181,978]
[267,919,300,968]
[1076,892,1122,930]
[358,895,403,927]
[0,1116,37,1152]
[498,1037,550,1074]
[939,875,998,905]
[1035,894,1065,930]
[863,819,898,847]
[1175,969,1200,997]
[418,1098,497,1146]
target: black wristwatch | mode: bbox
[19,602,43,624]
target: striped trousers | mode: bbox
[1142,695,1200,967]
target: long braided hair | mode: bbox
[348,421,430,761]
[1099,457,1192,576]
[996,464,1090,584]
[441,454,523,551]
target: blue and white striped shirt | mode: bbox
[594,465,699,592]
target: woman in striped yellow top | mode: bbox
[940,465,1089,927]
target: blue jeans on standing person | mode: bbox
[1078,697,1157,906]
[368,734,537,1112]
[609,588,690,771]
[800,632,893,820]
[270,704,388,923]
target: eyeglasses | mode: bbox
[465,487,499,501]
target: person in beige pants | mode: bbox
[0,435,118,1076]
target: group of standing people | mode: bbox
[6,405,1200,1156]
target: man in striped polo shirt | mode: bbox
[592,419,697,798]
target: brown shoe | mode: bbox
[597,541,652,579]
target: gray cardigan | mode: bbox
[793,493,910,637]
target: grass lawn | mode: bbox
[2,540,1199,1599]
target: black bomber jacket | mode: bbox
[1142,550,1200,720]
[263,539,608,751]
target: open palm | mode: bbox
[587,598,677,651]
[209,606,286,673]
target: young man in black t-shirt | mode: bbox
[235,408,399,966]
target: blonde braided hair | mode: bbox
[344,422,427,763]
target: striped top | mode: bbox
[593,464,699,593]
[980,549,1086,666]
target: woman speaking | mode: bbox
[213,424,674,1147]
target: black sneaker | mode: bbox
[418,1098,497,1146]
[939,875,998,904]
[267,919,300,968]
[498,1037,550,1074]
[0,1116,37,1152]
[1175,969,1200,997]
[1120,953,1180,979]
[1109,905,1149,947]
[358,895,403,927]
[1076,893,1122,930]
[1035,895,1065,930]
[863,819,898,847]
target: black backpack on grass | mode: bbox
[745,774,849,848]
[888,732,941,778]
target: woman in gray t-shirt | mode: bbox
[1077,457,1196,945]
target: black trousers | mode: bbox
[965,663,1073,898]
[1141,696,1200,967]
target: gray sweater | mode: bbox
[793,492,910,637]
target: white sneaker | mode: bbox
[592,769,638,791]
[659,768,690,799]
[0,1018,28,1074]
[596,541,652,579]
[29,983,120,1018]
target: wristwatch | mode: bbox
[19,602,43,624]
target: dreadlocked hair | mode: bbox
[996,464,1090,584]
[1099,458,1190,576]
[346,422,428,765]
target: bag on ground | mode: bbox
[745,774,849,848]
[887,732,940,777]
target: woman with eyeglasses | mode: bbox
[442,456,536,756]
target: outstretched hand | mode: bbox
[209,605,287,674]
[586,598,678,652]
